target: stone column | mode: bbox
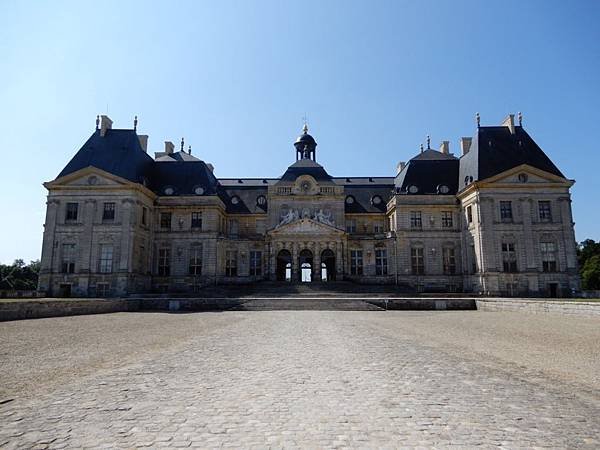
[558,197,578,271]
[335,241,343,278]
[291,241,299,282]
[314,241,322,282]
[77,199,97,295]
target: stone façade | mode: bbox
[37,114,580,297]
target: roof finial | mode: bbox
[420,143,424,153]
[133,115,138,131]
[302,114,308,134]
[426,134,431,150]
[181,137,184,152]
[188,145,192,155]
[518,111,522,126]
[476,112,480,128]
[95,115,100,130]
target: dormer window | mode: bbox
[231,196,240,205]
[194,186,205,195]
[345,195,355,205]
[407,185,419,194]
[371,195,382,205]
[257,195,267,206]
[164,187,175,196]
[438,185,450,194]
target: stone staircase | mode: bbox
[227,298,385,311]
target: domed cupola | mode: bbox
[294,123,317,161]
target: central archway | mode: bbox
[276,249,292,282]
[321,248,336,281]
[299,249,313,282]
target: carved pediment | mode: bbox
[269,218,344,236]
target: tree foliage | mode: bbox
[578,240,600,290]
[0,260,40,290]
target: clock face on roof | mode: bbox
[301,181,311,192]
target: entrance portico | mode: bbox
[268,218,346,282]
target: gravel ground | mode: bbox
[0,310,599,448]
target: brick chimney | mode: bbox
[164,141,174,155]
[138,135,148,152]
[460,137,472,155]
[501,114,515,134]
[439,141,450,155]
[100,115,112,137]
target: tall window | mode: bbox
[96,283,110,297]
[539,201,552,222]
[189,245,202,275]
[541,242,557,272]
[441,211,453,228]
[191,212,202,229]
[373,221,384,234]
[442,247,456,274]
[102,202,115,221]
[61,243,76,273]
[65,203,78,221]
[350,250,363,275]
[500,201,513,222]
[502,242,518,272]
[466,205,473,224]
[411,247,424,275]
[410,211,422,229]
[160,212,172,230]
[375,249,387,275]
[229,219,239,236]
[250,251,262,276]
[225,250,238,276]
[346,219,357,233]
[141,207,148,226]
[99,244,113,273]
[158,248,171,276]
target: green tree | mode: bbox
[0,259,40,290]
[581,255,600,290]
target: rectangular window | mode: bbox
[96,282,110,297]
[539,201,552,222]
[102,202,115,221]
[411,247,425,275]
[160,212,172,230]
[441,211,453,228]
[99,244,113,273]
[410,211,422,229]
[350,250,363,275]
[65,202,78,221]
[500,201,513,222]
[158,248,171,276]
[374,221,384,234]
[229,219,239,236]
[225,250,238,276]
[142,207,148,226]
[502,242,518,272]
[191,212,203,229]
[189,245,203,275]
[443,247,456,274]
[375,249,388,275]
[541,242,557,272]
[346,219,356,233]
[250,251,262,276]
[466,205,473,224]
[61,243,76,273]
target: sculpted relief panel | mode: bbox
[279,207,335,227]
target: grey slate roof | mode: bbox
[279,159,334,183]
[395,149,460,195]
[459,126,565,189]
[57,129,154,184]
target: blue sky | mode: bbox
[0,0,599,264]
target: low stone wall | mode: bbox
[368,298,476,310]
[476,298,600,316]
[0,298,139,322]
[137,298,242,312]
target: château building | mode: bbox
[38,114,579,297]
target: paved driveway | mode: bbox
[1,311,599,448]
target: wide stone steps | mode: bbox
[227,298,385,311]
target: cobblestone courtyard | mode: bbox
[1,311,599,449]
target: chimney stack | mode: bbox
[138,135,148,153]
[501,114,515,134]
[439,141,450,155]
[460,137,472,155]
[100,115,113,137]
[396,161,406,174]
[164,141,174,155]
[206,163,215,173]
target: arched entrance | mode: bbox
[299,249,313,283]
[320,249,336,281]
[276,249,292,282]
